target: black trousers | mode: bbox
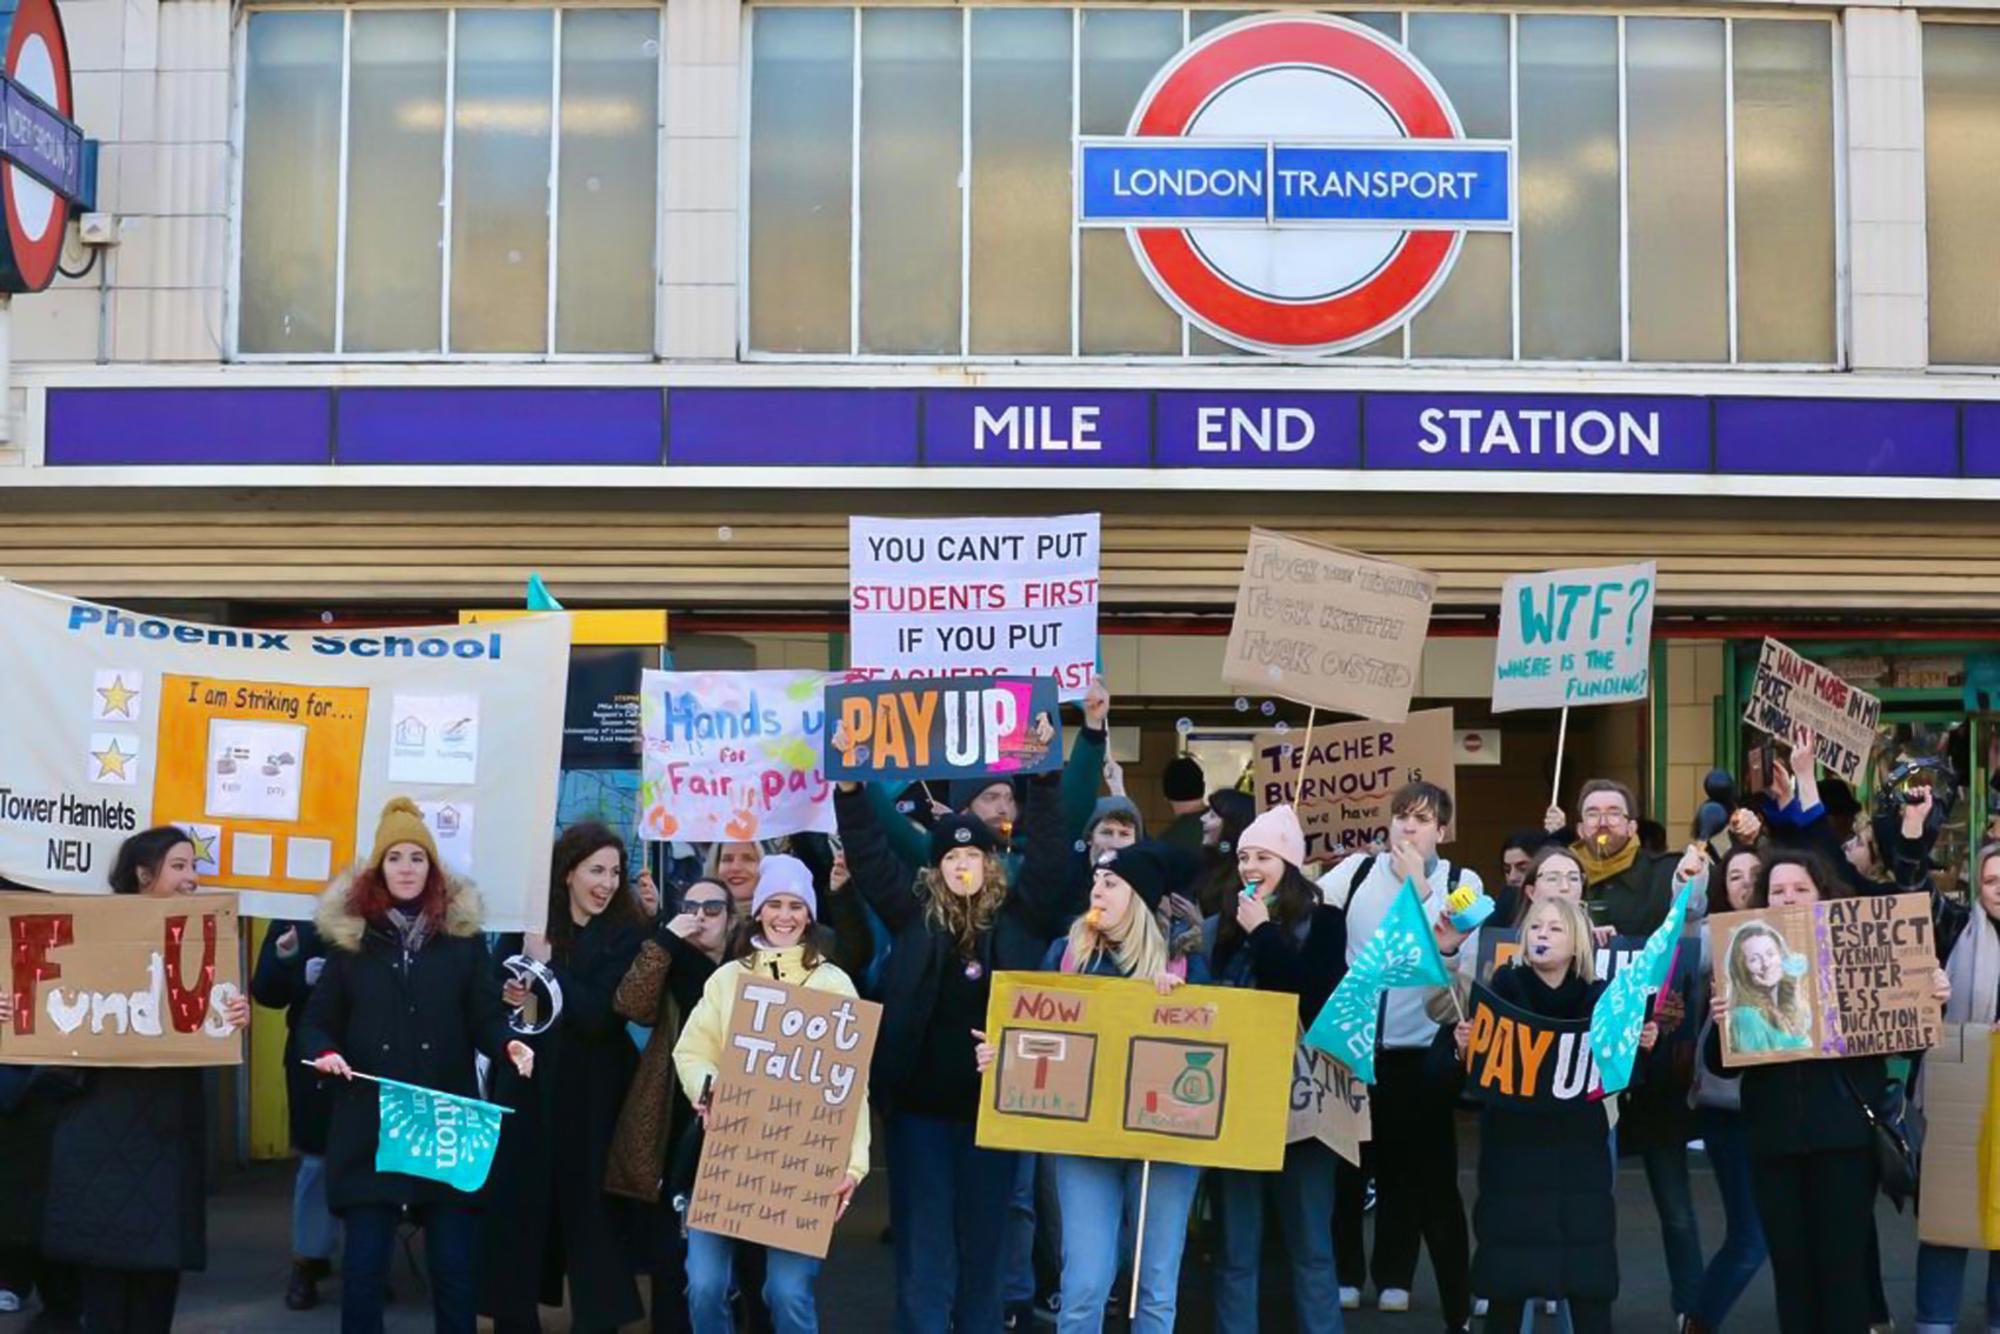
[1333,1143,1374,1289]
[78,1266,179,1334]
[1749,1147,1877,1334]
[1485,1299,1612,1334]
[1369,1049,1472,1327]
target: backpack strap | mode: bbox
[1445,862,1464,897]
[1332,854,1376,910]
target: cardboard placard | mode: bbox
[1,890,244,1067]
[824,677,1061,783]
[1916,1023,2000,1250]
[848,514,1101,702]
[1220,529,1437,723]
[1492,562,1656,712]
[1462,982,1605,1106]
[1708,894,1940,1068]
[639,669,857,843]
[1288,1040,1370,1166]
[686,978,883,1260]
[1741,638,1883,784]
[1250,709,1455,862]
[976,972,1295,1171]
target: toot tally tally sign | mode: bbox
[976,971,1295,1171]
[639,669,859,843]
[824,677,1062,783]
[1,891,243,1066]
[847,514,1100,701]
[1461,982,1604,1106]
[1492,562,1657,712]
[1251,708,1455,862]
[0,583,571,929]
[688,979,883,1260]
[1077,14,1513,357]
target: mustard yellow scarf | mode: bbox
[1570,838,1640,887]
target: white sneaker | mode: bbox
[1474,1298,1490,1317]
[1340,1287,1361,1310]
[1378,1288,1412,1313]
[1543,1300,1560,1315]
[0,1291,20,1314]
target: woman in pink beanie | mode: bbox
[1204,802,1352,1334]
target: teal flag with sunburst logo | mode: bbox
[373,1075,510,1192]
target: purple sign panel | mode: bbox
[337,387,662,465]
[670,388,919,466]
[1155,391,1360,468]
[1365,394,1712,472]
[924,390,1151,467]
[47,387,332,465]
[1965,404,2000,478]
[1714,398,1958,478]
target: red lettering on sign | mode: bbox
[8,914,75,1037]
[163,914,217,1033]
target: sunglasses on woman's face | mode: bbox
[684,900,730,918]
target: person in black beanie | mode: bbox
[1161,756,1209,857]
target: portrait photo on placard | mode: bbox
[1717,914,1816,1062]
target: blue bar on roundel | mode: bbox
[1078,142,1269,223]
[1271,145,1511,225]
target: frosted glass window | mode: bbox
[1518,16,1619,360]
[557,9,660,353]
[239,12,342,354]
[1079,9,1180,355]
[747,8,854,354]
[1734,20,1835,364]
[969,9,1071,355]
[450,9,553,354]
[1925,24,2000,365]
[1627,19,1727,363]
[859,9,962,354]
[344,11,446,354]
[1409,12,1510,358]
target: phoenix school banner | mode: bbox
[1462,982,1604,1106]
[1289,1040,1370,1167]
[1251,709,1455,862]
[639,670,864,843]
[1917,1024,2000,1250]
[976,972,1294,1171]
[1710,893,1941,1069]
[1305,884,1451,1084]
[0,584,570,929]
[0,891,243,1067]
[1221,530,1437,723]
[1741,638,1883,784]
[688,979,883,1260]
[1492,562,1657,712]
[824,677,1061,783]
[848,515,1101,702]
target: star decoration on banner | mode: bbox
[96,675,139,718]
[91,738,134,781]
[185,827,219,867]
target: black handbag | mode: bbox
[1842,1071,1917,1212]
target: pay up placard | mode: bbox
[824,676,1060,783]
[1741,638,1883,784]
[1709,893,1940,1068]
[1492,562,1656,712]
[687,978,883,1259]
[975,971,1294,1171]
[1,891,245,1067]
[1250,708,1455,862]
[1461,982,1604,1106]
[1221,529,1437,722]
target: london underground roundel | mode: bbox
[0,0,84,293]
[1078,14,1514,357]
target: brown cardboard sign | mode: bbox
[1917,1023,2000,1250]
[1221,529,1437,722]
[0,890,244,1068]
[1250,708,1456,863]
[687,978,883,1259]
[1708,893,1939,1068]
[1287,1041,1370,1166]
[1741,637,1883,784]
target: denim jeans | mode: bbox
[886,1112,1017,1334]
[1692,1109,1767,1327]
[1051,1155,1200,1334]
[293,1153,338,1262]
[1915,1243,2000,1332]
[685,1231,818,1334]
[341,1203,477,1334]
[1214,1139,1345,1334]
[1641,1140,1704,1317]
[1004,1153,1037,1305]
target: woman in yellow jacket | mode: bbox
[673,854,869,1334]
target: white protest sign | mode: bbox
[0,582,569,931]
[848,515,1100,702]
[639,670,844,843]
[1742,638,1883,785]
[1492,562,1657,712]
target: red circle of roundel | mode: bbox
[1128,17,1462,354]
[3,0,76,294]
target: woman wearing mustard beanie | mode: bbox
[301,797,533,1334]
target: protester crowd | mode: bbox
[0,678,1988,1334]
